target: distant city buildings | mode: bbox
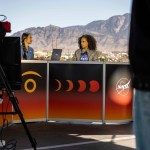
[34,49,129,62]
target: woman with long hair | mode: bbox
[72,34,98,61]
[21,32,34,60]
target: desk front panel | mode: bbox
[48,63,103,121]
[14,61,47,121]
[105,64,133,121]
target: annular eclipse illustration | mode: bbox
[22,71,42,93]
[55,79,100,92]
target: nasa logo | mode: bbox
[116,78,131,96]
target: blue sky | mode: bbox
[0,0,132,34]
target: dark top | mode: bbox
[129,0,150,90]
[21,45,34,60]
[72,49,98,61]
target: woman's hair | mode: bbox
[78,34,97,50]
[22,32,30,51]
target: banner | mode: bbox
[105,64,133,121]
[14,61,47,121]
[49,63,103,121]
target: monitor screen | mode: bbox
[51,49,62,61]
[0,37,22,90]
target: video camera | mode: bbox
[0,15,21,90]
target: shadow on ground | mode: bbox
[1,122,135,150]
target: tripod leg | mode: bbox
[10,97,37,150]
[0,65,37,150]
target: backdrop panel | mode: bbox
[14,61,47,121]
[105,63,133,121]
[48,62,103,121]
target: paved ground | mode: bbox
[0,121,136,150]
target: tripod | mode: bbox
[0,64,37,150]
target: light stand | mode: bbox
[0,64,37,150]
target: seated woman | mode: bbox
[21,32,34,60]
[72,34,98,61]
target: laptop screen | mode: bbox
[51,49,62,61]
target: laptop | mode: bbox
[51,49,62,61]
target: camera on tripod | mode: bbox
[0,15,37,149]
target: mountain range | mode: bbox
[12,13,130,54]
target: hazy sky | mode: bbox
[0,0,132,34]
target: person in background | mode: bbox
[129,0,150,150]
[21,32,34,60]
[72,34,98,61]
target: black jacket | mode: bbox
[129,0,150,90]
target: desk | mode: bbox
[1,61,133,124]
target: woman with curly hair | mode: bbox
[72,34,98,61]
[21,32,34,60]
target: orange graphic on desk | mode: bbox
[55,79,100,92]
[22,71,42,93]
